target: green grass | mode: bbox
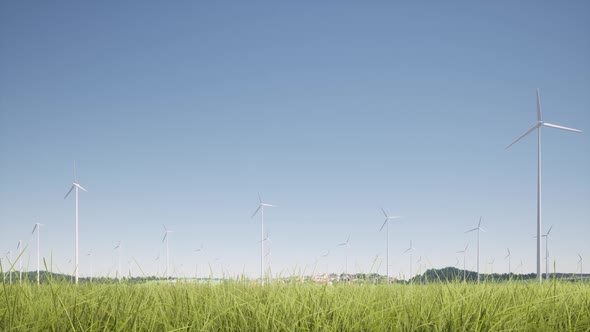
[1,279,590,331]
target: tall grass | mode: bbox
[1,278,589,331]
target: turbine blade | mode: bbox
[32,224,38,234]
[546,225,553,235]
[64,184,75,199]
[505,124,539,149]
[465,228,478,233]
[251,205,262,218]
[542,122,582,133]
[380,207,388,218]
[536,88,542,122]
[162,233,167,243]
[75,183,88,192]
[379,219,388,232]
[262,203,277,207]
[258,192,262,203]
[387,216,401,220]
[478,216,482,228]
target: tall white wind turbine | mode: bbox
[456,245,468,281]
[465,217,485,283]
[31,222,43,285]
[251,193,276,285]
[403,240,415,281]
[505,248,511,275]
[542,225,553,280]
[64,161,88,284]
[506,89,582,284]
[337,235,351,275]
[162,225,173,279]
[379,208,401,284]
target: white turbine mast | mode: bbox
[64,161,88,284]
[506,89,582,284]
[31,222,43,285]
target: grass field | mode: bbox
[1,278,589,331]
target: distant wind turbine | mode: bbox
[31,222,43,285]
[86,250,93,282]
[465,216,485,283]
[456,244,468,281]
[194,243,204,279]
[505,248,511,275]
[337,235,351,275]
[542,225,553,280]
[577,253,583,278]
[488,258,495,274]
[64,161,88,284]
[114,241,122,280]
[505,88,582,284]
[251,193,276,285]
[5,250,12,284]
[379,207,401,284]
[16,240,22,282]
[403,240,415,281]
[162,225,173,279]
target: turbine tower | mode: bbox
[162,225,173,280]
[251,193,276,285]
[31,222,43,285]
[379,207,401,284]
[64,161,88,284]
[506,89,582,283]
[465,216,485,283]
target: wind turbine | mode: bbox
[64,161,88,284]
[403,240,415,281]
[162,225,173,279]
[5,250,12,284]
[251,193,276,285]
[456,244,468,281]
[16,240,22,282]
[577,253,583,278]
[194,243,204,279]
[114,241,122,281]
[488,258,495,274]
[505,248,511,275]
[337,235,351,275]
[31,222,43,285]
[465,216,485,283]
[379,207,401,284]
[506,88,582,284]
[542,225,553,280]
[86,250,93,282]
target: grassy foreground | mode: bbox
[1,280,589,331]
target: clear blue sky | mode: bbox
[1,1,589,279]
